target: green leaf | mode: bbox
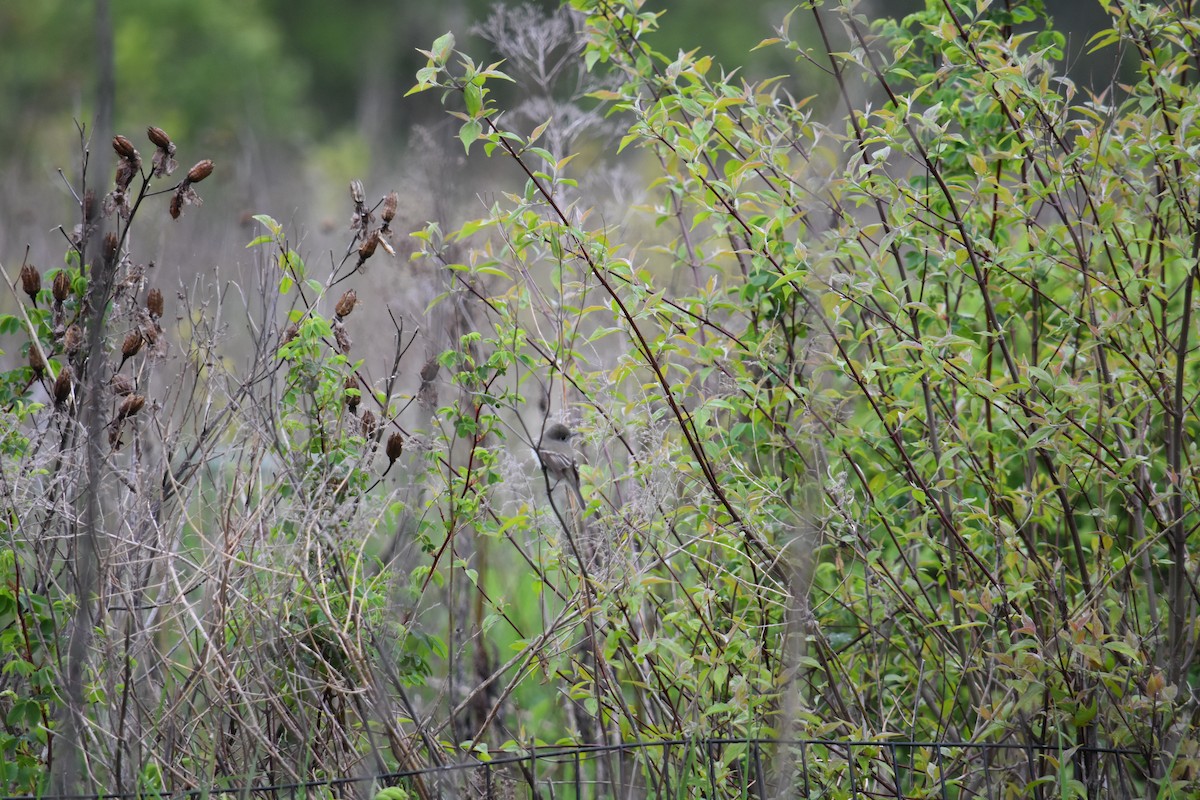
[459,119,482,153]
[431,32,455,65]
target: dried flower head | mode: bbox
[52,271,71,303]
[109,373,134,396]
[147,126,177,177]
[335,289,357,319]
[186,160,214,184]
[113,135,138,162]
[419,357,440,384]
[83,189,98,225]
[28,345,46,378]
[345,375,361,412]
[20,264,41,302]
[53,366,73,405]
[356,233,378,268]
[386,432,404,463]
[360,409,377,441]
[381,191,398,231]
[146,287,164,319]
[333,319,352,354]
[146,126,171,149]
[349,180,365,206]
[103,232,120,267]
[121,331,143,360]
[117,394,146,420]
[63,324,84,356]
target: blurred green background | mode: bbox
[0,0,1118,266]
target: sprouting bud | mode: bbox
[146,287,164,318]
[386,432,403,463]
[357,233,378,264]
[28,345,46,378]
[103,232,120,266]
[109,373,134,396]
[185,159,214,184]
[121,331,143,360]
[116,394,146,420]
[345,375,360,412]
[147,126,172,149]
[20,264,41,302]
[349,179,365,206]
[52,271,71,303]
[381,191,398,225]
[53,367,73,405]
[360,409,377,441]
[335,289,357,319]
[112,135,138,161]
[63,324,84,356]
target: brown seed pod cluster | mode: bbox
[53,367,73,406]
[170,160,214,220]
[333,320,352,355]
[116,394,146,421]
[147,126,177,178]
[52,271,71,304]
[20,263,41,303]
[28,346,46,379]
[386,432,404,463]
[146,287,164,319]
[334,289,357,320]
[109,373,134,396]
[380,191,398,233]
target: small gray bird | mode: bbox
[535,422,585,506]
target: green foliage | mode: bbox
[407,0,1200,792]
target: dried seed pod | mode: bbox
[349,179,365,206]
[345,375,360,412]
[381,191,398,225]
[333,320,352,354]
[334,289,357,319]
[419,357,440,384]
[116,394,146,420]
[83,189,98,225]
[121,331,143,361]
[52,271,71,303]
[103,232,120,266]
[146,126,172,149]
[28,345,46,378]
[63,324,84,356]
[169,192,183,220]
[53,367,72,405]
[186,160,214,184]
[109,373,134,396]
[386,432,403,463]
[20,264,41,302]
[146,287,164,318]
[360,409,377,441]
[112,135,138,161]
[357,233,378,264]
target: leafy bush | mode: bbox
[1,0,1197,797]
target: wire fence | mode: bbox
[10,738,1157,800]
